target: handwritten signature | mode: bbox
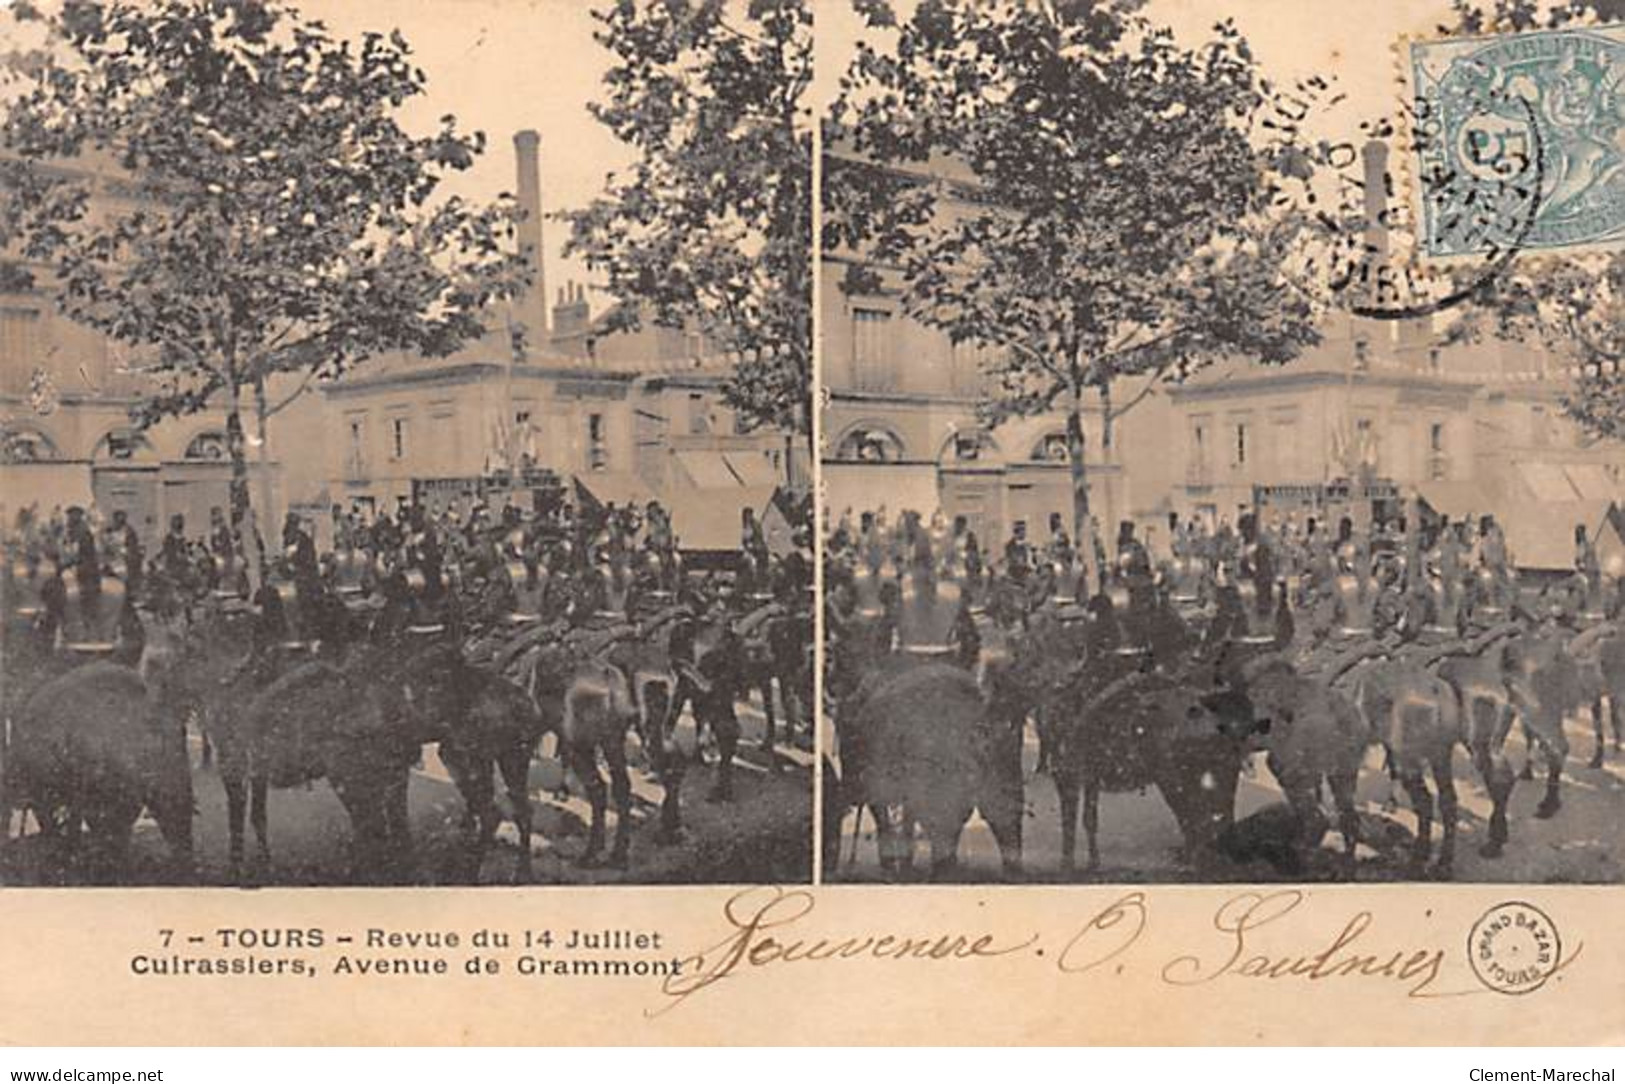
[652,887,1581,1014]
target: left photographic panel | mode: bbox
[0,0,814,888]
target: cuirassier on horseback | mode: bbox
[1,486,813,885]
[827,496,1619,883]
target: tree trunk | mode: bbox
[1099,378,1117,566]
[1066,380,1096,597]
[253,376,276,551]
[224,378,267,597]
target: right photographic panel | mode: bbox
[817,0,1625,885]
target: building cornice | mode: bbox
[325,360,647,397]
[1169,367,1483,403]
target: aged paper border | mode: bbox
[1,0,1622,1048]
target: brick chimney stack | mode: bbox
[513,129,548,347]
[553,282,591,340]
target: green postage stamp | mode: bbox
[1408,23,1625,259]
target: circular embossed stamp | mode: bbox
[1468,901,1562,995]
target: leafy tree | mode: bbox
[564,0,812,462]
[0,0,527,575]
[1431,0,1625,443]
[826,0,1319,585]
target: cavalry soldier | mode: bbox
[741,507,769,576]
[331,541,371,603]
[1301,535,1383,679]
[897,525,960,652]
[1046,512,1074,571]
[1232,512,1277,639]
[102,509,143,596]
[50,506,133,655]
[4,533,49,621]
[1472,514,1513,621]
[1573,524,1608,626]
[207,506,246,601]
[1004,520,1033,581]
[159,512,195,597]
[645,499,673,555]
[1115,520,1153,592]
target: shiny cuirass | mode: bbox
[1332,573,1377,636]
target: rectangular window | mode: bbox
[588,412,607,471]
[0,306,42,362]
[852,307,896,393]
[688,392,710,435]
[950,340,988,397]
[1429,421,1447,481]
[1234,423,1249,469]
[345,414,368,479]
[390,417,407,461]
[1530,405,1549,447]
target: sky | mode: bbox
[295,0,636,316]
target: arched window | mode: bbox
[92,428,155,462]
[943,428,998,463]
[0,425,60,464]
[834,423,906,463]
[1030,431,1073,463]
[184,430,229,461]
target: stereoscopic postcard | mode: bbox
[0,0,1621,1048]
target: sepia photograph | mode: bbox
[820,0,1625,885]
[0,0,814,887]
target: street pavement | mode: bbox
[829,709,1625,884]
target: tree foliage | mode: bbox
[826,0,1320,569]
[0,0,527,560]
[564,0,812,439]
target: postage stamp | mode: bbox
[1407,23,1625,260]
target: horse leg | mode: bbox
[1082,773,1102,873]
[380,768,413,881]
[1530,709,1566,820]
[924,812,964,882]
[221,768,247,876]
[1612,693,1624,752]
[757,671,780,771]
[497,744,535,884]
[249,771,270,867]
[605,739,633,869]
[1054,767,1080,876]
[1432,753,1459,878]
[1589,697,1606,769]
[654,725,684,846]
[1326,767,1360,880]
[444,744,494,882]
[1398,769,1433,874]
[1472,737,1515,859]
[707,707,739,803]
[566,744,606,864]
[1518,716,1536,780]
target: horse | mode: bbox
[4,650,194,883]
[827,606,1023,880]
[413,641,547,883]
[1235,655,1371,877]
[549,652,641,867]
[735,598,812,766]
